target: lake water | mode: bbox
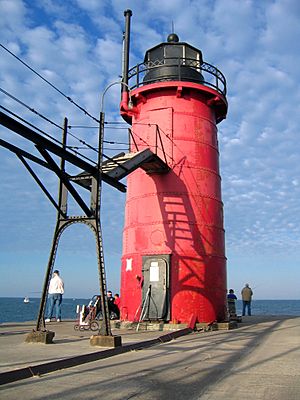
[0,298,299,323]
[0,297,89,323]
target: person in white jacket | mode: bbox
[45,270,64,322]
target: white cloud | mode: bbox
[0,0,27,32]
[1,0,300,298]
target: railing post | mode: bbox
[156,125,168,165]
[155,125,158,155]
[129,128,139,151]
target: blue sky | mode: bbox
[0,0,300,300]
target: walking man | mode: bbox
[45,270,64,322]
[241,283,253,316]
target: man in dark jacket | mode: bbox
[107,290,119,319]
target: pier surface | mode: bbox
[0,315,299,399]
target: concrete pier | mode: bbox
[0,316,299,399]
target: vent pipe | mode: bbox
[122,9,132,93]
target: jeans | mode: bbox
[46,293,62,320]
[242,300,251,316]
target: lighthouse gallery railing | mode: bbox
[128,57,227,97]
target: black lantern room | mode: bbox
[143,33,204,84]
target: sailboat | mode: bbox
[24,296,30,303]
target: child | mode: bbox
[227,289,237,318]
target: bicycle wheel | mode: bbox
[90,320,99,331]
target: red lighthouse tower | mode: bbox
[119,12,228,324]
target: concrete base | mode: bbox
[90,335,122,348]
[195,321,238,331]
[25,330,55,344]
[111,320,238,332]
[111,321,188,331]
[217,321,238,330]
[196,322,218,331]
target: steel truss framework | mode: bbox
[0,109,170,334]
[0,110,116,335]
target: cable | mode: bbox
[0,104,97,164]
[69,124,130,131]
[0,86,101,155]
[0,42,178,155]
[104,126,130,130]
[69,125,99,129]
[130,128,174,162]
[69,124,129,131]
[68,125,130,145]
[0,42,100,124]
[104,140,129,145]
[104,121,125,124]
[129,129,152,149]
[67,130,99,154]
[0,43,177,165]
[0,104,63,145]
[69,146,129,151]
[67,146,95,150]
[103,147,128,151]
[0,87,62,130]
[69,121,129,128]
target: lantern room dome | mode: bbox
[167,33,179,43]
[143,34,204,84]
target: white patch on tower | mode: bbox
[126,258,132,271]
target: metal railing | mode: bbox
[128,57,227,96]
[129,125,170,165]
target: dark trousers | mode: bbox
[242,300,251,316]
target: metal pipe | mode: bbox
[122,9,132,93]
